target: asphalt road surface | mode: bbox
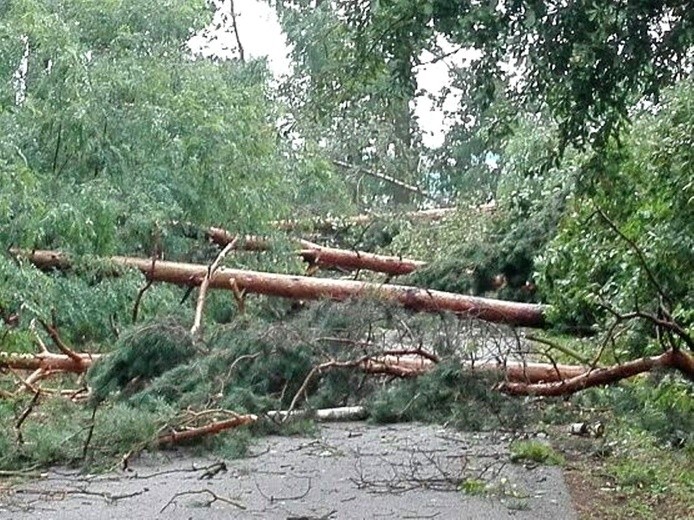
[0,422,576,519]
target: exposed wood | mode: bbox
[283,357,419,420]
[267,406,368,422]
[0,351,101,373]
[15,249,547,328]
[204,229,427,276]
[0,350,586,385]
[191,237,238,337]
[371,355,589,382]
[498,348,694,396]
[300,244,426,276]
[156,414,257,445]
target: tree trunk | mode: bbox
[273,207,457,232]
[498,348,694,396]
[16,249,547,328]
[371,355,589,382]
[0,351,101,373]
[205,230,427,276]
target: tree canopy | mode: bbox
[331,0,694,150]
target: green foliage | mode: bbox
[575,375,694,449]
[276,1,425,210]
[212,429,253,459]
[0,0,354,353]
[388,206,489,262]
[405,118,575,302]
[368,362,533,430]
[0,397,175,470]
[330,0,694,151]
[509,440,565,466]
[88,319,195,404]
[596,428,694,517]
[539,80,694,343]
[460,478,487,496]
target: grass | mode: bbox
[459,477,487,495]
[565,441,693,520]
[549,378,694,520]
[509,439,565,466]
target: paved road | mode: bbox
[0,422,576,519]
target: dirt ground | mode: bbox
[0,422,576,519]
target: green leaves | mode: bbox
[538,80,694,347]
[0,1,349,345]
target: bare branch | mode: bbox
[595,206,672,306]
[333,159,442,204]
[229,0,245,62]
[160,489,245,513]
[190,237,239,338]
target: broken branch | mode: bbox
[156,413,257,446]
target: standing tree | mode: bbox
[0,0,348,345]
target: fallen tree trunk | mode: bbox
[0,350,586,384]
[498,348,694,396]
[372,355,589,382]
[15,249,546,328]
[0,351,101,373]
[267,406,368,422]
[205,230,427,276]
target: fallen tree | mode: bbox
[498,348,694,396]
[4,330,691,400]
[14,249,547,328]
[204,229,427,276]
[371,354,589,382]
[0,351,100,373]
[0,351,589,384]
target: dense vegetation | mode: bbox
[0,1,692,516]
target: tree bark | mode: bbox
[0,351,101,373]
[267,406,368,422]
[371,355,589,382]
[498,348,694,396]
[15,249,547,328]
[156,414,257,446]
[204,230,427,276]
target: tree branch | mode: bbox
[190,237,239,338]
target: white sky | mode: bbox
[189,0,470,149]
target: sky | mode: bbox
[188,0,470,149]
